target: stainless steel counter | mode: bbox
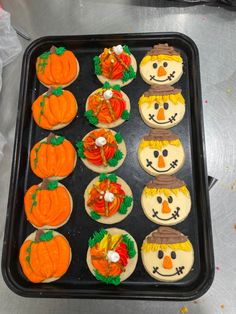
[0,1,235,313]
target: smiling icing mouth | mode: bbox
[152,266,185,277]
[146,159,178,173]
[150,71,176,82]
[148,113,177,125]
[152,207,180,221]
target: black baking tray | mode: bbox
[2,32,214,300]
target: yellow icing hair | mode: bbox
[139,139,181,151]
[138,93,185,108]
[141,240,192,252]
[143,186,189,198]
[140,54,183,66]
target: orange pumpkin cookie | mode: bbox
[87,228,137,285]
[36,46,79,87]
[32,86,78,130]
[84,173,133,224]
[24,179,73,229]
[94,44,137,87]
[19,230,71,283]
[85,82,130,128]
[76,128,126,173]
[30,133,77,180]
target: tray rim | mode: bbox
[1,31,215,300]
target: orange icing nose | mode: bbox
[157,66,167,77]
[158,155,165,168]
[163,256,173,269]
[162,200,171,214]
[157,107,165,120]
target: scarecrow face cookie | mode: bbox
[141,227,194,282]
[87,228,138,285]
[94,44,137,87]
[139,85,185,129]
[140,44,183,85]
[84,173,133,224]
[138,129,185,176]
[141,175,191,225]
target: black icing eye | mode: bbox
[163,102,169,110]
[152,62,158,69]
[168,196,173,204]
[154,103,159,110]
[162,149,168,157]
[158,250,164,259]
[153,150,159,158]
[171,251,176,259]
[157,196,162,204]
[163,62,168,68]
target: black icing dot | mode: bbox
[162,149,168,157]
[153,150,159,158]
[152,62,158,69]
[171,251,176,259]
[163,62,168,68]
[157,196,162,204]
[158,250,164,259]
[164,102,169,110]
[168,196,173,204]
[154,103,159,110]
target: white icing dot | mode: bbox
[113,45,123,55]
[104,190,115,202]
[103,89,113,100]
[107,250,120,263]
[95,136,107,147]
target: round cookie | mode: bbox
[138,129,185,176]
[85,82,130,128]
[140,43,183,86]
[32,86,78,130]
[94,44,137,87]
[77,128,126,173]
[36,45,79,88]
[138,85,185,129]
[84,173,133,224]
[141,175,191,225]
[24,179,73,229]
[19,230,72,283]
[87,228,138,285]
[141,227,194,282]
[30,133,77,180]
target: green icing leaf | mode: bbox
[94,269,120,286]
[118,202,128,215]
[39,230,53,242]
[115,132,123,144]
[55,47,66,55]
[90,211,101,220]
[103,81,111,89]
[122,65,136,83]
[47,180,58,190]
[113,84,121,91]
[34,142,47,169]
[107,157,118,167]
[108,173,117,182]
[93,56,102,75]
[50,136,65,146]
[99,173,108,182]
[123,45,131,55]
[84,110,98,126]
[114,149,123,160]
[121,109,130,121]
[76,140,85,158]
[52,86,63,96]
[122,234,136,258]
[88,229,107,248]
[119,196,133,215]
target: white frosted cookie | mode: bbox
[139,85,185,129]
[93,44,137,87]
[141,227,194,282]
[87,228,138,285]
[138,129,185,176]
[85,82,130,128]
[77,128,126,173]
[141,175,191,225]
[84,173,133,224]
[139,43,183,86]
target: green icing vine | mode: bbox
[122,234,136,258]
[26,241,35,268]
[88,229,107,248]
[118,196,133,215]
[93,56,102,75]
[39,230,54,242]
[52,86,63,96]
[90,211,101,220]
[34,141,47,169]
[55,47,66,55]
[114,132,123,144]
[38,94,47,124]
[121,109,130,121]
[76,140,85,158]
[37,51,50,74]
[123,45,131,55]
[30,187,41,213]
[47,180,58,190]
[84,110,98,126]
[94,269,120,286]
[50,136,65,146]
[107,149,123,167]
[122,65,136,83]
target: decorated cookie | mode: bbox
[76,129,126,173]
[24,179,73,229]
[32,86,78,130]
[93,44,137,87]
[141,175,191,225]
[30,133,77,180]
[140,44,183,85]
[87,228,137,285]
[138,129,185,176]
[141,227,194,282]
[36,46,79,87]
[19,230,71,283]
[138,85,185,129]
[84,173,133,224]
[85,82,130,128]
